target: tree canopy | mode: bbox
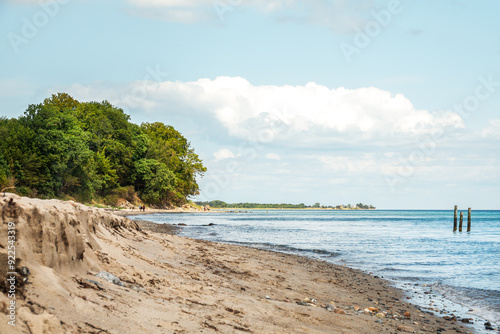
[0,93,206,207]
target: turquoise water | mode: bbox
[130,210,500,329]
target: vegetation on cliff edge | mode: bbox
[0,93,206,207]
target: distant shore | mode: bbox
[218,207,376,211]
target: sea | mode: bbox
[129,209,500,332]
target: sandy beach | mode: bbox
[1,194,475,333]
[110,206,205,216]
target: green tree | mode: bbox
[19,101,96,199]
[141,122,206,202]
[134,159,177,205]
[93,149,119,194]
[74,100,146,187]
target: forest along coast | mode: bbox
[0,194,479,334]
[0,93,206,210]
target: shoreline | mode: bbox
[128,221,474,334]
[109,207,206,216]
[136,217,495,334]
[0,195,480,333]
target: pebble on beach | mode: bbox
[334,308,347,315]
[397,325,416,333]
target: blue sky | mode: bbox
[1,0,499,209]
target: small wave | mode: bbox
[432,282,500,324]
[220,241,340,258]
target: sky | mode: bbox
[1,0,499,209]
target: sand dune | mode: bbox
[1,194,472,333]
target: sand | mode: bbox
[0,194,476,333]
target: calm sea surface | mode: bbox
[130,210,500,330]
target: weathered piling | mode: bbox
[453,205,458,232]
[467,208,472,232]
[459,211,463,232]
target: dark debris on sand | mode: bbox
[134,220,181,235]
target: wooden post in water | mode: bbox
[453,205,458,232]
[467,208,472,232]
[459,211,463,232]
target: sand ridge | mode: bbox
[0,194,474,333]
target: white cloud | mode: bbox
[128,0,224,23]
[214,148,236,161]
[271,0,377,34]
[63,76,465,147]
[315,154,378,173]
[130,0,211,7]
[266,153,281,160]
[58,75,491,209]
[4,0,43,4]
[128,0,377,32]
[481,119,500,139]
[5,0,79,4]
